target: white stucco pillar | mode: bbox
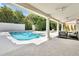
[61,23,63,31]
[32,24,36,31]
[57,22,59,32]
[46,17,50,40]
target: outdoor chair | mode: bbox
[58,31,68,39]
[68,32,78,39]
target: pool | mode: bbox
[9,32,43,41]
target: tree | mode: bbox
[13,11,24,23]
[24,13,57,31]
[23,17,32,30]
[36,17,46,31]
[24,13,46,31]
[0,6,24,23]
[50,21,57,30]
[0,6,14,23]
[26,14,39,31]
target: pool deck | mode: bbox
[0,32,79,56]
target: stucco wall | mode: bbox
[0,23,25,32]
[76,20,79,39]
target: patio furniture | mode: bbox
[68,32,78,39]
[58,31,68,39]
[58,31,78,40]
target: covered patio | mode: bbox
[0,3,79,56]
[14,3,79,40]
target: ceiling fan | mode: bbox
[56,4,72,14]
[56,6,68,13]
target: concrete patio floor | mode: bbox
[2,37,79,56]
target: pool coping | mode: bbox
[6,32,48,45]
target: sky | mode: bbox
[0,3,30,16]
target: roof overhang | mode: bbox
[6,3,79,24]
[13,3,62,23]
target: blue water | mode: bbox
[9,32,43,40]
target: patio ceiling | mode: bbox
[29,3,79,22]
[17,3,79,23]
[7,3,79,23]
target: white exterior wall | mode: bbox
[76,20,79,39]
[76,20,79,32]
[0,23,25,32]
